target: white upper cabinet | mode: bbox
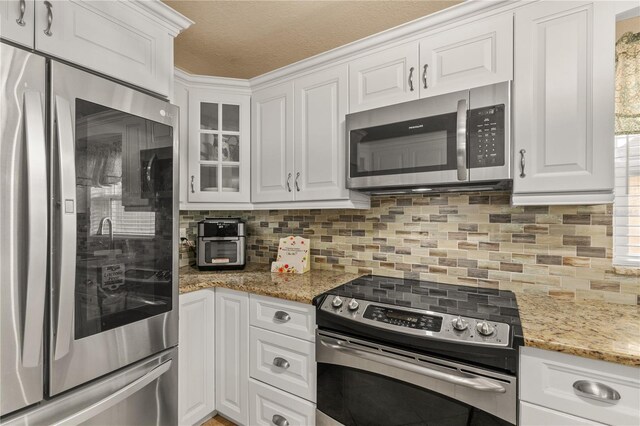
[349,42,419,113]
[252,65,368,207]
[1,0,34,47]
[512,1,615,205]
[187,90,251,204]
[251,81,295,203]
[419,13,513,97]
[293,65,349,201]
[348,13,512,113]
[33,0,190,97]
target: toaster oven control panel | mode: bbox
[468,105,505,168]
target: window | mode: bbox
[614,29,640,266]
[89,183,156,236]
[614,135,640,266]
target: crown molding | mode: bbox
[174,68,252,94]
[130,0,194,36]
[249,0,515,89]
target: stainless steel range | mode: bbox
[313,275,524,426]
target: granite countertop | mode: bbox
[516,293,640,367]
[179,263,363,304]
[179,265,640,367]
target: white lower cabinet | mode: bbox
[520,347,640,426]
[520,401,603,426]
[249,379,316,426]
[249,327,316,402]
[178,289,216,426]
[215,288,250,425]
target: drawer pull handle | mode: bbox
[272,414,289,426]
[273,357,290,370]
[43,1,53,36]
[573,380,621,403]
[273,310,291,322]
[16,0,26,26]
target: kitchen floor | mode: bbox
[202,415,236,426]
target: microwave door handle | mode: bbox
[456,98,468,181]
[54,95,77,361]
[22,91,48,367]
[145,153,157,191]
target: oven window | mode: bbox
[203,240,239,264]
[349,112,458,177]
[318,363,512,426]
[74,99,173,340]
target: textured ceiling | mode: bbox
[165,1,462,79]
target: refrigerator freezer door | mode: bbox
[49,60,179,396]
[2,347,178,425]
[0,42,47,416]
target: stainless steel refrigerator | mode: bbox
[1,41,179,424]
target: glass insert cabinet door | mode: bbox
[187,90,250,203]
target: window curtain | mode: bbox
[616,31,640,134]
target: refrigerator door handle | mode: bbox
[22,91,48,368]
[54,95,77,361]
[50,359,172,426]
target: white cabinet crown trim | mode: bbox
[129,0,193,36]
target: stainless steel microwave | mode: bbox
[346,82,511,194]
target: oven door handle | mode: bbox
[456,98,468,181]
[318,335,506,393]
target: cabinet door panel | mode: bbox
[349,42,419,112]
[34,0,172,96]
[1,0,34,47]
[215,289,249,425]
[419,13,513,97]
[251,82,294,203]
[520,402,603,426]
[294,65,349,201]
[179,290,215,426]
[187,90,250,203]
[513,1,615,200]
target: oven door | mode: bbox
[49,60,178,396]
[346,89,470,190]
[316,330,517,426]
[198,237,244,267]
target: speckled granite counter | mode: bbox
[179,266,640,367]
[516,293,640,367]
[179,263,363,304]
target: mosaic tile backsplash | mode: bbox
[179,192,639,305]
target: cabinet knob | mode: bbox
[408,66,415,92]
[273,310,291,322]
[272,414,289,426]
[286,173,292,192]
[272,357,290,370]
[16,0,26,26]
[519,149,526,178]
[572,380,621,403]
[43,1,53,36]
[190,175,195,193]
[422,64,428,89]
[295,172,300,192]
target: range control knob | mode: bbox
[331,296,343,308]
[476,321,495,336]
[347,298,359,311]
[451,316,468,331]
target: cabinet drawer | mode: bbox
[250,294,315,342]
[520,401,603,426]
[249,379,315,426]
[250,327,316,402]
[520,347,640,425]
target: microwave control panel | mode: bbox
[468,105,505,168]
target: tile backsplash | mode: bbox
[180,192,639,305]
